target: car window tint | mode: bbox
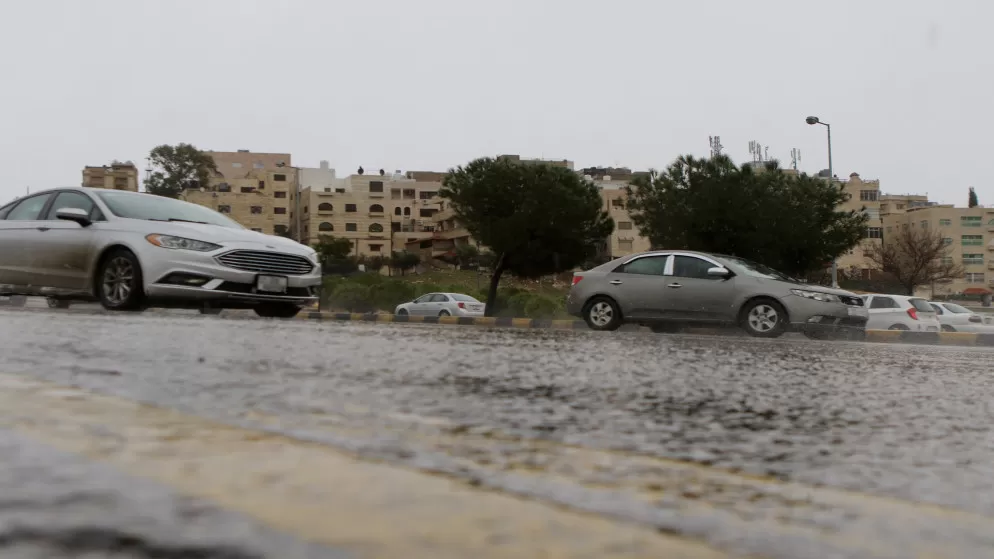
[930,304,943,315]
[45,192,95,220]
[672,255,716,279]
[451,294,479,302]
[909,298,934,312]
[944,303,972,313]
[6,193,53,220]
[621,256,668,276]
[869,296,895,309]
[0,202,16,219]
[414,295,432,304]
[431,294,449,302]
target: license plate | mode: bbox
[256,275,288,293]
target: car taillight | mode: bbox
[572,275,584,286]
[906,308,918,321]
[458,302,465,309]
[970,315,982,323]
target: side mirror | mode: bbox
[56,207,92,227]
[707,266,731,278]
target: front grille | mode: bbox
[215,250,314,276]
[217,281,314,297]
[841,296,864,306]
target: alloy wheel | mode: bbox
[102,257,134,305]
[747,304,779,333]
[588,301,614,327]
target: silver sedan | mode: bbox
[394,292,485,317]
[0,187,321,318]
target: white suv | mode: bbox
[862,294,940,331]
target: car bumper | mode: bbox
[783,296,868,331]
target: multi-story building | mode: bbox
[498,154,574,171]
[882,205,994,297]
[879,193,932,216]
[833,173,883,276]
[82,161,139,191]
[180,150,295,236]
[582,167,651,259]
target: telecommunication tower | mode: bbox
[709,136,724,157]
[790,148,801,170]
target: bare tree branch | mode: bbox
[866,225,965,295]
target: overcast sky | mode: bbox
[2,0,991,206]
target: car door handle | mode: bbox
[36,227,50,232]
[609,280,623,285]
[667,283,682,288]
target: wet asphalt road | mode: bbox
[2,307,994,557]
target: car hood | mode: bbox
[128,220,311,254]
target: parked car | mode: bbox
[395,292,485,317]
[566,250,868,338]
[861,294,940,331]
[0,187,321,317]
[928,301,994,332]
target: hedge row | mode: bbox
[320,274,571,319]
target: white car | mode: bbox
[862,294,940,332]
[929,301,994,332]
[0,187,321,318]
[395,292,485,317]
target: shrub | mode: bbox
[329,283,374,313]
[523,294,564,319]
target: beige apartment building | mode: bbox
[82,161,139,191]
[179,150,295,236]
[882,205,994,297]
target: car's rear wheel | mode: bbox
[254,303,301,319]
[97,249,146,311]
[941,325,956,332]
[397,308,409,316]
[439,310,451,317]
[47,298,70,309]
[583,297,622,331]
[888,324,910,331]
[740,299,788,338]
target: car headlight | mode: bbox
[145,234,222,252]
[790,289,840,303]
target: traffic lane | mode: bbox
[0,427,342,559]
[4,309,994,516]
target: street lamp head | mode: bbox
[805,116,820,125]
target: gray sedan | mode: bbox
[0,187,321,318]
[394,292,485,317]
[566,250,868,338]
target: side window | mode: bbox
[45,192,96,220]
[5,193,54,221]
[869,296,895,309]
[619,255,669,276]
[930,304,943,315]
[0,202,16,219]
[90,207,107,222]
[671,255,718,279]
[414,294,433,304]
[431,294,450,303]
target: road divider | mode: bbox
[297,312,994,346]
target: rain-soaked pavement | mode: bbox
[1,307,994,558]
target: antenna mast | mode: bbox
[709,136,724,158]
[790,148,801,170]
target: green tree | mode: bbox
[389,251,421,276]
[440,157,614,316]
[624,155,868,277]
[969,187,979,208]
[454,244,480,267]
[361,255,386,273]
[313,235,355,275]
[144,143,217,199]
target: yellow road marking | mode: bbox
[510,318,532,328]
[938,332,977,346]
[438,315,459,325]
[865,330,904,343]
[0,373,728,559]
[473,317,498,327]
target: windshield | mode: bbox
[96,191,244,229]
[718,255,796,282]
[909,298,935,313]
[450,294,481,303]
[943,303,973,314]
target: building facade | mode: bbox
[882,205,994,297]
[82,162,139,191]
[179,150,294,236]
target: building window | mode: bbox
[962,235,983,246]
[865,227,883,239]
[920,220,928,229]
[318,222,333,232]
[253,162,264,169]
[273,174,287,182]
[419,191,437,200]
[961,216,982,227]
[618,221,633,230]
[864,208,880,220]
[896,204,905,210]
[859,190,878,202]
[369,244,383,252]
[369,204,384,213]
[232,163,243,168]
[369,223,384,233]
[218,205,231,214]
[250,206,262,214]
[256,180,264,190]
[274,225,288,235]
[966,273,986,283]
[369,181,384,193]
[942,256,954,266]
[345,223,357,232]
[394,207,402,215]
[403,207,411,216]
[217,183,231,192]
[988,218,994,225]
[335,188,346,193]
[240,187,255,193]
[274,207,287,215]
[939,219,952,227]
[419,209,434,218]
[318,202,333,211]
[943,237,953,245]
[345,204,357,212]
[611,198,625,208]
[274,191,287,198]
[963,254,985,265]
[618,240,633,251]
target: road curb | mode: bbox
[297,312,994,346]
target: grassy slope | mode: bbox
[385,269,571,297]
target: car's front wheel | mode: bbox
[396,308,409,316]
[740,299,787,338]
[254,303,302,319]
[583,296,622,331]
[97,249,146,311]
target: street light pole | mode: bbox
[806,116,838,288]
